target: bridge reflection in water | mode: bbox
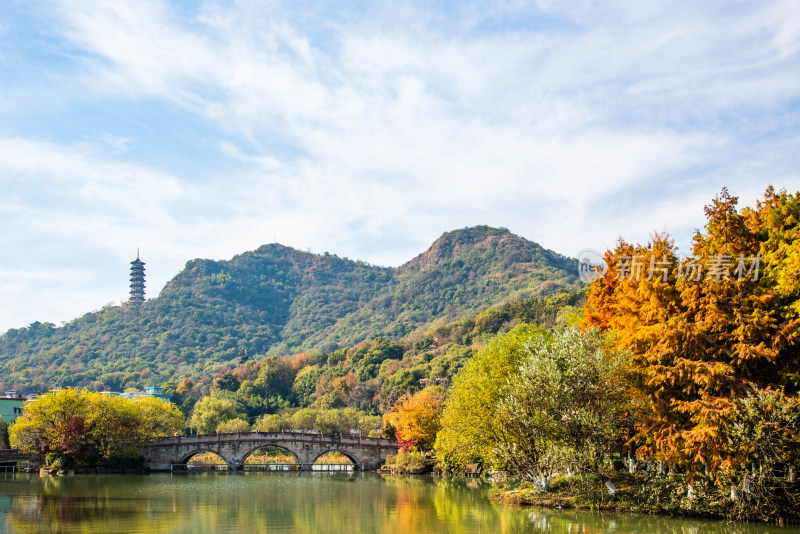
[172,463,355,473]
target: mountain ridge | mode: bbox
[0,225,580,391]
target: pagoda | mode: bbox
[129,250,146,303]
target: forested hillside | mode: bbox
[168,289,586,420]
[0,226,580,392]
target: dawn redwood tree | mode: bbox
[585,187,800,477]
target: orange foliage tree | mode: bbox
[383,387,443,451]
[585,187,800,476]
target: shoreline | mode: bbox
[487,472,799,527]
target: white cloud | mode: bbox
[0,264,113,330]
[0,0,797,331]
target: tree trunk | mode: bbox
[534,474,551,492]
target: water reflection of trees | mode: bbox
[6,475,180,534]
[2,474,796,534]
[518,508,791,534]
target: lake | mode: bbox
[0,472,798,533]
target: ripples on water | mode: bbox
[0,472,798,534]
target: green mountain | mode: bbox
[0,226,580,392]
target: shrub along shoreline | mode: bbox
[491,470,799,525]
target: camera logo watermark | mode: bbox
[577,249,608,283]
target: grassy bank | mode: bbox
[491,472,799,525]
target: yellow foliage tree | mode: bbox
[585,187,800,476]
[383,387,443,451]
[10,388,184,468]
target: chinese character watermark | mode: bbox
[577,250,761,283]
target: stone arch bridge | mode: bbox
[144,431,399,471]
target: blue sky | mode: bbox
[1,0,799,332]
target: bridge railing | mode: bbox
[149,431,398,449]
[0,449,36,464]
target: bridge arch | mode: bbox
[179,449,228,465]
[311,450,359,468]
[241,444,301,465]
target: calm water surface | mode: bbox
[0,472,798,534]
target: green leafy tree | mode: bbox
[237,380,260,399]
[188,396,243,434]
[435,325,539,472]
[161,381,178,402]
[492,327,630,489]
[289,408,318,431]
[357,414,383,437]
[217,418,250,433]
[315,408,360,434]
[179,397,197,419]
[254,413,284,432]
[212,372,241,393]
[291,365,323,406]
[255,356,296,399]
[722,388,800,521]
[0,417,9,449]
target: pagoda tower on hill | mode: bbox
[129,250,146,303]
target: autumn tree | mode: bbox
[9,388,183,468]
[255,355,296,399]
[585,187,800,477]
[175,377,201,400]
[383,387,443,451]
